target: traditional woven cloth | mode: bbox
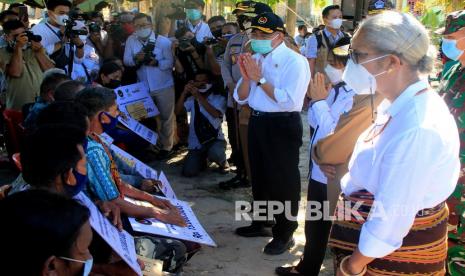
[328,190,448,275]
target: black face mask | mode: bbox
[106,79,121,89]
[212,29,223,38]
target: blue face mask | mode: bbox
[64,169,88,198]
[222,34,235,40]
[442,37,465,61]
[186,9,202,21]
[99,112,119,132]
[251,35,278,54]
[59,257,93,276]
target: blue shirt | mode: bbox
[86,137,120,201]
[304,28,345,59]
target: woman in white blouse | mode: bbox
[328,11,460,276]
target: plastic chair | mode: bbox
[2,109,24,159]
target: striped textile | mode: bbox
[328,190,448,275]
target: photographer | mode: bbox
[124,13,175,158]
[31,0,84,71]
[87,11,108,60]
[69,21,100,83]
[175,70,228,177]
[181,0,213,43]
[0,20,54,110]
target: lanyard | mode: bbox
[45,23,62,40]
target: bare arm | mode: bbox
[6,46,23,78]
[196,94,222,118]
[205,46,221,75]
[308,58,316,77]
[32,42,54,71]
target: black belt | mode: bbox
[251,109,299,118]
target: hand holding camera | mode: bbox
[14,33,29,50]
[135,40,158,67]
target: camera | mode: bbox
[178,38,192,50]
[140,40,158,66]
[167,3,186,20]
[204,38,218,46]
[25,31,42,42]
[88,22,101,33]
[64,18,88,39]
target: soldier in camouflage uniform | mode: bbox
[437,10,465,276]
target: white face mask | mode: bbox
[342,55,390,95]
[198,83,212,93]
[79,35,88,43]
[53,13,69,26]
[136,28,152,39]
[324,64,344,84]
[329,18,343,29]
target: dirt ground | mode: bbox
[149,112,334,276]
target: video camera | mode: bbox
[140,41,158,66]
[25,31,42,42]
[64,18,88,39]
[88,22,101,33]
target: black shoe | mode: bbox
[275,266,303,276]
[219,175,250,190]
[156,149,175,160]
[263,238,295,255]
[235,224,272,237]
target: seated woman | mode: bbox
[0,189,93,276]
[175,70,228,177]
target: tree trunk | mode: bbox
[286,0,298,37]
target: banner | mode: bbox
[115,82,159,120]
[118,113,158,145]
[126,197,217,247]
[75,193,142,276]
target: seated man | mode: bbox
[175,70,228,177]
[23,72,70,130]
[0,189,92,276]
[74,87,186,226]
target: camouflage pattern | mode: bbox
[439,61,465,276]
[436,10,465,35]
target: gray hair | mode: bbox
[356,11,435,74]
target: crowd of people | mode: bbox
[0,0,464,275]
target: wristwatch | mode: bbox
[257,77,267,86]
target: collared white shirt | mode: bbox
[71,43,100,83]
[186,20,213,43]
[184,93,227,149]
[341,80,460,258]
[308,83,355,183]
[305,28,345,59]
[233,42,311,112]
[123,32,174,92]
[31,22,83,63]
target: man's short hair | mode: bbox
[133,13,152,23]
[89,11,103,20]
[0,10,18,25]
[45,0,72,11]
[0,189,90,275]
[36,101,88,134]
[39,73,70,97]
[298,24,307,31]
[2,19,24,34]
[53,80,85,101]
[74,87,117,118]
[322,5,340,18]
[8,3,26,10]
[21,125,85,187]
[207,15,226,26]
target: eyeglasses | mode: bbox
[348,47,369,64]
[134,23,152,30]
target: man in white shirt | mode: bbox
[31,0,84,72]
[123,13,175,158]
[183,0,213,43]
[304,5,349,77]
[234,12,311,255]
[175,70,228,177]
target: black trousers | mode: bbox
[296,178,332,276]
[225,107,245,175]
[248,112,302,241]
